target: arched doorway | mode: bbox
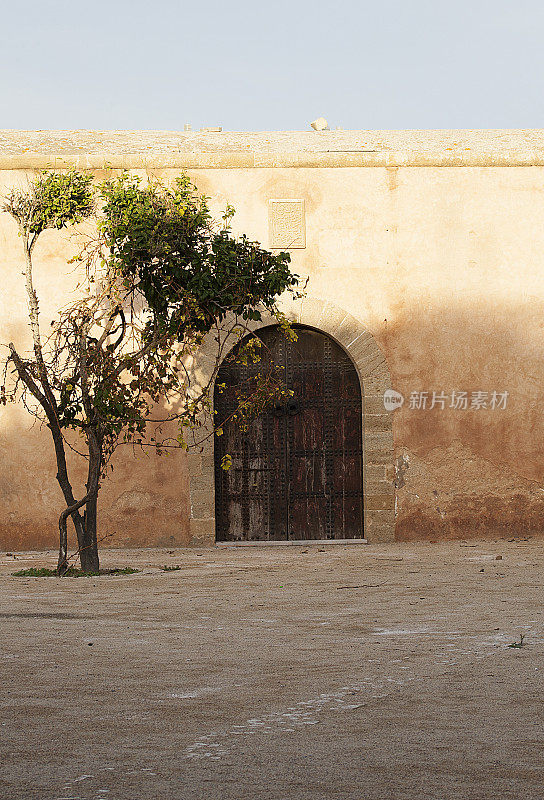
[214,325,364,541]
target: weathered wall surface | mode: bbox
[189,164,544,542]
[2,131,544,547]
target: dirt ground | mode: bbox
[0,539,543,800]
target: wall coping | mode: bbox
[3,129,544,169]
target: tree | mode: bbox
[2,171,300,574]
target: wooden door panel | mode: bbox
[290,368,325,399]
[331,368,361,400]
[290,497,328,539]
[269,414,286,451]
[245,415,266,452]
[247,497,270,540]
[292,408,324,451]
[330,406,362,445]
[221,457,245,494]
[246,459,270,493]
[268,455,288,540]
[290,453,326,495]
[332,496,363,539]
[332,453,363,495]
[221,420,243,454]
[214,325,363,542]
[290,331,325,363]
[222,498,244,541]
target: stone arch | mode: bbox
[187,295,395,544]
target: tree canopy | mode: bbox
[2,170,300,573]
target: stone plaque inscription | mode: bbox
[268,199,306,249]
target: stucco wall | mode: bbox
[188,164,544,542]
[2,143,544,547]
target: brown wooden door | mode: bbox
[214,325,363,541]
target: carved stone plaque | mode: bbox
[268,199,306,249]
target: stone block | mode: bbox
[362,351,387,376]
[196,434,214,456]
[191,489,215,518]
[320,306,348,335]
[312,301,333,331]
[186,454,202,476]
[365,464,387,482]
[345,328,376,351]
[189,518,215,545]
[363,372,392,394]
[364,510,396,542]
[298,297,326,328]
[346,334,381,364]
[365,476,395,495]
[365,414,393,432]
[364,394,387,414]
[201,450,216,471]
[365,493,396,511]
[364,431,395,465]
[334,315,368,349]
[189,473,214,492]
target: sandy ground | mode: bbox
[0,539,543,800]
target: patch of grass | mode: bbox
[507,634,527,649]
[12,566,140,578]
[12,567,80,577]
[161,565,181,571]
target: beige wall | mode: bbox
[2,162,544,548]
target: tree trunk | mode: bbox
[78,432,102,573]
[57,507,86,574]
[55,431,102,574]
[81,492,100,573]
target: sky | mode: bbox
[1,0,544,131]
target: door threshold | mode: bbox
[216,538,368,547]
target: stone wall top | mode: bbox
[2,129,544,169]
